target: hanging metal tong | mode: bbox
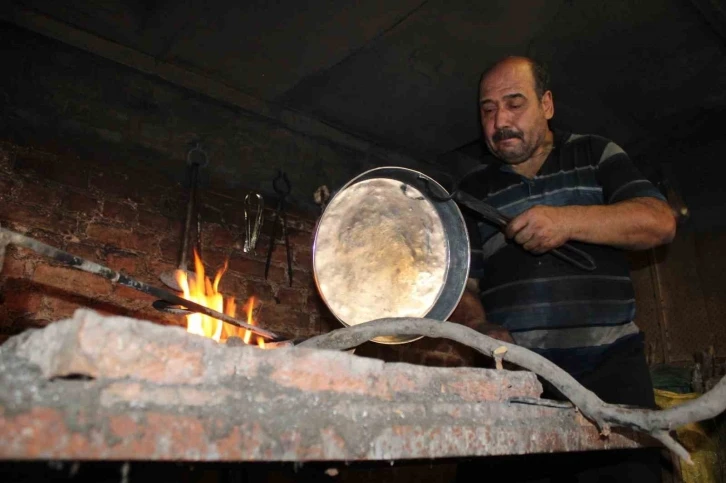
[265,171,293,286]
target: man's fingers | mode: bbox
[491,330,515,344]
[505,214,529,238]
[522,238,541,252]
[530,245,548,255]
[514,226,535,245]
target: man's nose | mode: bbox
[493,109,509,129]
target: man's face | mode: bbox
[479,60,553,165]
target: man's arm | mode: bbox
[505,196,676,254]
[448,278,514,343]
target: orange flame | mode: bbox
[176,251,265,347]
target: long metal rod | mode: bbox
[179,162,199,270]
[0,226,282,341]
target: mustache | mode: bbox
[493,128,523,143]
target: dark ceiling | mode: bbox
[3,0,726,224]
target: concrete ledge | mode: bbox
[0,310,656,461]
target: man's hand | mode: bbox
[471,321,515,343]
[449,285,514,343]
[505,198,675,252]
[505,205,570,254]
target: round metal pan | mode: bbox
[312,167,470,344]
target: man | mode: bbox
[453,56,676,482]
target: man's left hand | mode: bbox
[505,205,570,254]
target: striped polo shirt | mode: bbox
[461,129,666,376]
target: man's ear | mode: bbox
[541,90,554,120]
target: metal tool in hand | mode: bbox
[265,171,293,286]
[418,175,597,271]
[243,193,264,253]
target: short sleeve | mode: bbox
[595,140,666,204]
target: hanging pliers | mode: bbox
[265,170,293,286]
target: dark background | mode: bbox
[2,0,725,228]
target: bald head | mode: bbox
[481,56,550,100]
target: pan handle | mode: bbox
[549,244,597,271]
[442,189,597,272]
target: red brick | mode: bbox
[27,228,68,248]
[204,224,235,249]
[41,295,129,321]
[159,193,185,219]
[65,243,102,263]
[199,249,231,274]
[218,203,246,229]
[294,248,313,272]
[307,291,328,314]
[168,218,184,235]
[159,237,182,263]
[2,245,39,262]
[199,204,223,225]
[18,180,59,207]
[315,312,341,334]
[138,182,173,208]
[1,285,45,313]
[0,177,14,199]
[288,229,313,249]
[111,285,157,303]
[62,191,99,215]
[138,210,170,231]
[15,153,88,189]
[102,201,138,225]
[146,259,179,285]
[86,223,159,254]
[259,305,312,337]
[0,202,52,230]
[242,279,275,303]
[42,295,89,320]
[86,223,130,247]
[229,255,285,282]
[276,287,304,307]
[294,270,314,289]
[89,171,142,204]
[256,241,287,268]
[0,255,28,279]
[106,253,140,275]
[215,271,244,297]
[33,264,112,297]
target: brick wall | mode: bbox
[0,139,479,367]
[0,140,313,336]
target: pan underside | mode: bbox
[314,178,448,344]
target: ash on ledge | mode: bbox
[0,309,653,463]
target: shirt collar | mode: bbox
[496,127,570,174]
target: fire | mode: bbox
[176,251,265,347]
